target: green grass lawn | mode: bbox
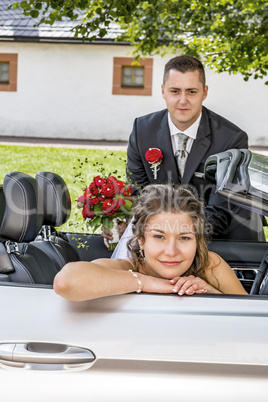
[0,144,127,233]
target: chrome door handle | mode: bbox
[0,342,95,364]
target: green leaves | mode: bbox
[11,2,21,9]
[124,199,133,210]
[35,2,42,10]
[30,9,39,17]
[11,0,268,83]
[20,1,29,8]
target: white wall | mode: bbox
[204,69,268,146]
[0,41,267,145]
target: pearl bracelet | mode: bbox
[128,269,142,293]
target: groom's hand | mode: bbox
[101,221,128,249]
[101,226,113,249]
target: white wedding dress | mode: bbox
[111,217,133,259]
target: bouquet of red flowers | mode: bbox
[77,175,133,243]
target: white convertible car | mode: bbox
[0,149,268,402]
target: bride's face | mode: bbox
[139,212,197,279]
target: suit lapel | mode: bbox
[156,112,181,184]
[182,108,211,184]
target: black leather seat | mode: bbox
[250,249,268,295]
[0,183,15,282]
[34,171,80,268]
[0,172,59,284]
[0,183,5,226]
[35,171,71,230]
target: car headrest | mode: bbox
[0,172,44,242]
[0,184,5,227]
[35,171,71,227]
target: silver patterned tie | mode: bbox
[175,133,188,176]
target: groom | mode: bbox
[104,55,264,244]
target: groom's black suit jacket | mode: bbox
[126,106,264,241]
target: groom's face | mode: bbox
[161,69,208,131]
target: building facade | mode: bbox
[0,1,267,145]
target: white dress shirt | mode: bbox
[168,112,202,156]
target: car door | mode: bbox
[1,282,268,402]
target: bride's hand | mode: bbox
[141,274,175,294]
[170,275,219,295]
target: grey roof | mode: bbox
[0,0,125,43]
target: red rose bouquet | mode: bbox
[145,148,163,179]
[77,175,133,249]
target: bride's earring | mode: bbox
[139,245,145,261]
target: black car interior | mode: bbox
[0,156,268,294]
[0,171,112,285]
[0,172,59,284]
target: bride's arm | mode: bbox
[53,258,177,302]
[53,258,141,301]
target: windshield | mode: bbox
[248,153,268,193]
